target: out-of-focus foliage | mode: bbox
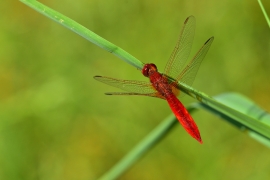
[0,0,270,180]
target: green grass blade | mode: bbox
[98,108,197,180]
[21,0,270,179]
[208,93,270,147]
[258,0,270,28]
[20,0,144,69]
[21,0,270,141]
[98,92,270,180]
[178,82,270,140]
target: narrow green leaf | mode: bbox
[21,0,270,141]
[98,109,196,180]
[20,0,144,69]
[258,0,270,28]
[181,85,270,141]
[205,93,270,147]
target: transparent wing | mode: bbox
[164,16,196,78]
[94,75,158,95]
[105,92,165,99]
[176,37,214,85]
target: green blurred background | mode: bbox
[1,0,270,179]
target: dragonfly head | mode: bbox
[142,63,157,77]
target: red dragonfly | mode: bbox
[94,16,214,143]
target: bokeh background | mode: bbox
[1,0,270,179]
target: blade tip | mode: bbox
[204,37,214,45]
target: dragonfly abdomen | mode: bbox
[165,94,202,143]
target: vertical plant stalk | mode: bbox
[258,0,270,28]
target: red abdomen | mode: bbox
[166,94,202,143]
[146,69,202,143]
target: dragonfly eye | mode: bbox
[142,63,157,77]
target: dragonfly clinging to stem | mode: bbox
[94,16,214,143]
